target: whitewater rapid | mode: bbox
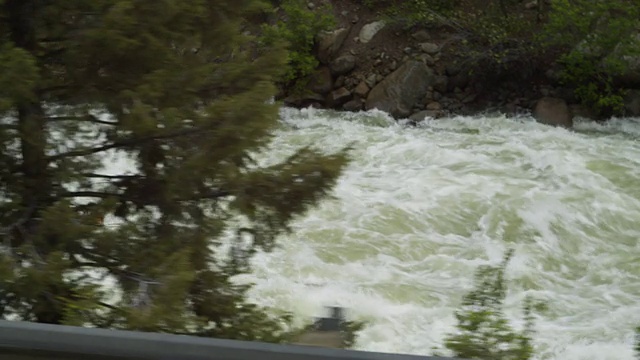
[238,108,640,360]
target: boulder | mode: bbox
[327,87,352,108]
[623,89,640,116]
[354,81,370,98]
[419,42,440,55]
[359,21,385,44]
[316,28,350,64]
[411,30,431,42]
[343,99,363,112]
[426,101,442,110]
[283,93,325,108]
[307,66,333,94]
[409,110,443,122]
[366,60,435,118]
[533,97,573,128]
[329,55,356,75]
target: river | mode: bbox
[237,108,640,360]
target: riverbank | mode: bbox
[276,0,640,127]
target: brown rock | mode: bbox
[328,87,352,107]
[354,82,370,98]
[533,97,573,128]
[330,55,356,75]
[343,99,363,112]
[307,66,333,95]
[426,101,442,110]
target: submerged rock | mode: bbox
[533,97,573,128]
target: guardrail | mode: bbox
[0,318,460,360]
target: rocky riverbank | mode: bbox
[278,0,640,127]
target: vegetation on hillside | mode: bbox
[262,0,335,89]
[362,0,640,116]
[0,0,349,340]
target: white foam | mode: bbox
[244,108,640,360]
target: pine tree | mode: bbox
[444,250,535,360]
[0,0,349,340]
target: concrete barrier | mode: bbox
[0,319,461,360]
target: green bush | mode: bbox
[542,0,640,116]
[261,0,334,84]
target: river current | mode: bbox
[238,108,640,360]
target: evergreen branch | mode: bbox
[46,115,118,126]
[0,203,37,236]
[60,191,122,199]
[47,126,210,161]
[82,173,142,179]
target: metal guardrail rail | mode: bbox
[0,319,459,360]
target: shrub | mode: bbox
[261,0,335,84]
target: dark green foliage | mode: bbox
[444,250,535,360]
[0,0,349,340]
[543,0,640,116]
[636,326,640,360]
[261,0,335,84]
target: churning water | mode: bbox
[239,108,640,360]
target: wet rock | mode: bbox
[328,87,352,107]
[307,66,333,94]
[569,104,598,120]
[283,92,325,108]
[330,54,356,75]
[316,28,350,64]
[533,97,573,128]
[359,21,386,43]
[426,101,442,110]
[365,60,435,118]
[343,99,363,112]
[354,81,370,98]
[409,110,443,122]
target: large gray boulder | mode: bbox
[359,21,385,44]
[365,61,434,118]
[533,97,573,128]
[329,54,356,75]
[316,28,350,64]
